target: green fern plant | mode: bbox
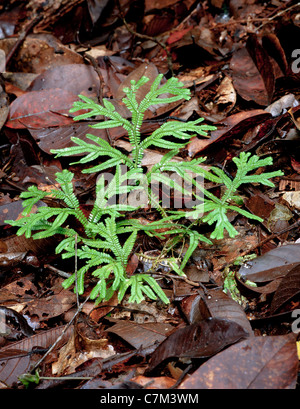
[6,74,283,304]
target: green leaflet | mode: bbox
[6,74,284,304]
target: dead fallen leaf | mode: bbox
[52,329,114,376]
[197,289,254,335]
[230,34,275,106]
[147,317,249,373]
[238,243,300,283]
[187,109,270,157]
[0,325,73,386]
[23,278,77,322]
[282,191,300,210]
[270,264,300,314]
[107,319,174,349]
[6,88,81,129]
[2,34,83,73]
[179,334,298,389]
[131,375,176,389]
[27,64,101,97]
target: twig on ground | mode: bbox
[44,264,71,279]
[115,0,174,76]
[255,2,300,32]
[30,294,90,374]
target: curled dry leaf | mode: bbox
[270,264,300,314]
[230,34,275,106]
[53,328,114,376]
[180,289,253,335]
[146,317,249,373]
[265,94,298,117]
[282,191,300,210]
[238,243,300,283]
[199,289,253,335]
[0,305,34,337]
[187,109,270,157]
[179,334,298,389]
[262,33,289,78]
[208,75,236,120]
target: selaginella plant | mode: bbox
[6,74,283,304]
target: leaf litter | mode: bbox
[0,0,299,391]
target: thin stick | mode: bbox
[116,0,174,76]
[44,264,71,279]
[255,2,300,32]
[30,294,90,373]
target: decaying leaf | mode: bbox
[131,375,176,389]
[147,317,249,373]
[230,35,275,106]
[107,319,174,350]
[282,191,300,210]
[179,289,253,336]
[0,325,73,386]
[238,244,300,283]
[270,264,300,314]
[6,88,83,129]
[179,334,298,389]
[1,34,83,73]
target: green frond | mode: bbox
[202,201,239,239]
[18,186,49,215]
[237,171,284,187]
[70,95,131,130]
[118,274,170,304]
[122,230,138,259]
[62,264,90,294]
[141,118,215,151]
[52,134,134,172]
[6,73,284,305]
[55,235,77,255]
[89,266,112,301]
[138,75,191,113]
[180,230,207,270]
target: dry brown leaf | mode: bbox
[0,325,73,386]
[131,375,176,388]
[179,334,298,389]
[1,34,83,73]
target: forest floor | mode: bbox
[0,0,299,391]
